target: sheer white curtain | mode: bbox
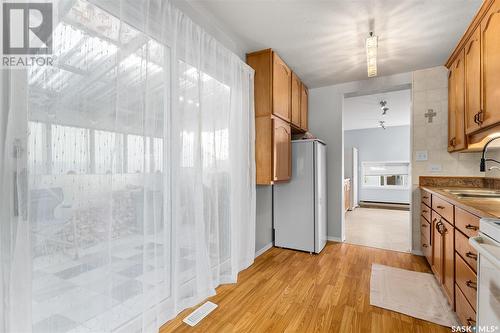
[0,0,255,332]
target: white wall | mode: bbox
[344,125,410,204]
[309,72,413,242]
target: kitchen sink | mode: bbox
[442,189,500,199]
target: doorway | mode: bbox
[342,88,412,252]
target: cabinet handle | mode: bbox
[421,223,427,227]
[422,209,428,213]
[465,224,479,231]
[478,110,484,125]
[474,113,479,124]
[466,318,476,326]
[465,280,477,290]
[422,244,428,248]
[422,196,429,199]
[436,205,445,209]
[465,252,477,260]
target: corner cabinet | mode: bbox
[248,49,309,184]
[446,0,500,148]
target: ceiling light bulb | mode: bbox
[366,32,378,78]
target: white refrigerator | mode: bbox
[273,139,327,253]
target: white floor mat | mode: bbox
[370,264,459,327]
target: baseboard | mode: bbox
[255,242,273,258]
[327,236,343,243]
[411,249,424,256]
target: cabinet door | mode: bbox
[481,1,500,129]
[465,27,482,134]
[300,83,308,131]
[272,53,291,121]
[273,117,291,182]
[432,217,443,282]
[442,220,455,307]
[291,72,301,127]
[448,51,466,152]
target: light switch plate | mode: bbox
[415,150,428,161]
[428,164,442,172]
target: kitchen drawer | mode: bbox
[455,207,479,238]
[420,216,431,243]
[421,190,431,207]
[421,230,432,265]
[455,283,476,327]
[432,196,454,224]
[421,202,431,222]
[456,254,477,311]
[455,229,477,272]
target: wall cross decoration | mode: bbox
[424,109,437,123]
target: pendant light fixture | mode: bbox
[366,32,378,77]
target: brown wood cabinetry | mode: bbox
[448,51,467,152]
[481,0,500,129]
[273,117,291,182]
[465,27,482,134]
[291,72,301,127]
[300,83,308,131]
[446,0,500,148]
[420,188,481,325]
[272,53,291,122]
[247,49,309,184]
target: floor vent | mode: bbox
[183,301,218,327]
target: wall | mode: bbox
[309,72,413,242]
[411,66,484,251]
[255,186,273,254]
[344,125,411,204]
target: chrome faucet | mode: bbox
[480,136,500,172]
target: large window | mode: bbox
[51,124,90,174]
[362,161,409,189]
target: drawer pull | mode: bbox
[421,223,427,227]
[422,244,428,248]
[465,280,477,290]
[422,210,428,213]
[465,252,477,260]
[423,196,429,199]
[466,318,476,326]
[436,205,445,209]
[465,224,479,231]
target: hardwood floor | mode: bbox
[160,242,451,333]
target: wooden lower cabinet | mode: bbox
[442,220,455,306]
[420,189,481,324]
[456,284,477,327]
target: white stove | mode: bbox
[469,218,500,330]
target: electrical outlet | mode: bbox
[415,150,428,161]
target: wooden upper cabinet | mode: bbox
[465,27,482,134]
[300,83,308,131]
[448,51,467,152]
[272,53,291,122]
[273,117,291,182]
[481,0,500,129]
[291,72,301,127]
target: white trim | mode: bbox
[411,249,424,256]
[327,236,343,242]
[255,242,273,258]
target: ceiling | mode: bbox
[186,0,482,88]
[343,89,411,131]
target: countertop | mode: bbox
[421,186,500,219]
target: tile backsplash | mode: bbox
[412,66,485,184]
